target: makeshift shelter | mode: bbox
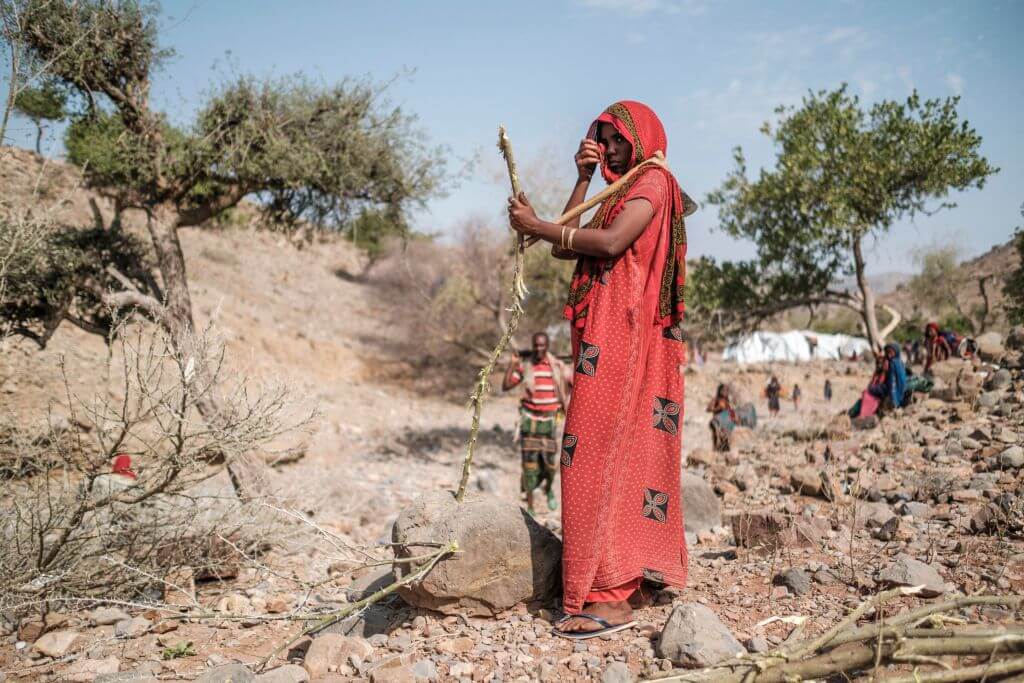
[723,330,871,364]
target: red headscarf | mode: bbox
[565,101,696,327]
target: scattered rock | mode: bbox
[987,369,1012,390]
[602,661,637,683]
[370,665,416,683]
[681,471,722,534]
[657,603,745,668]
[774,568,811,596]
[195,665,255,683]
[877,554,948,597]
[729,510,826,551]
[999,446,1024,469]
[115,616,151,639]
[411,658,437,681]
[852,415,879,431]
[32,629,79,657]
[256,664,310,683]
[65,658,120,682]
[391,490,562,615]
[90,607,130,626]
[304,633,372,679]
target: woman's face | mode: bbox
[596,122,633,175]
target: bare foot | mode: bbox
[558,600,633,634]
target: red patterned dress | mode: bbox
[559,101,694,613]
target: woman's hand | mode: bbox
[508,192,540,236]
[575,138,602,180]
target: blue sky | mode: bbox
[4,0,1022,272]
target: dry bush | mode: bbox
[0,319,306,620]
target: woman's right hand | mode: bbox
[574,138,602,180]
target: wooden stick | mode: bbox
[455,126,529,503]
[554,152,666,226]
[523,152,668,247]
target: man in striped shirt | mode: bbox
[502,332,571,515]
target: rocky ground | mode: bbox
[1,149,1021,682]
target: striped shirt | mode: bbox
[509,359,562,413]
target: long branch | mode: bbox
[255,540,458,672]
[454,126,527,503]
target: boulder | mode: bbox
[681,472,722,534]
[657,603,745,668]
[975,332,1005,363]
[876,554,947,597]
[391,490,561,615]
[91,607,130,626]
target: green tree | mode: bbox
[13,78,65,152]
[11,0,445,497]
[702,85,996,348]
[1005,207,1024,325]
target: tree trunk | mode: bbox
[852,235,883,350]
[147,209,269,501]
[34,123,42,154]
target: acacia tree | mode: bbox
[10,0,444,496]
[13,78,65,152]
[702,86,996,348]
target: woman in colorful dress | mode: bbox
[508,101,694,639]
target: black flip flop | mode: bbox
[552,613,637,640]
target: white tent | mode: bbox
[723,330,871,364]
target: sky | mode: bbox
[4,0,1023,273]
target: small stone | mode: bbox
[32,629,80,657]
[746,636,770,653]
[774,568,811,596]
[115,616,151,639]
[195,664,255,683]
[435,636,475,654]
[304,634,372,679]
[449,662,475,678]
[598,663,630,683]
[998,446,1024,469]
[411,658,437,681]
[657,603,745,667]
[265,597,290,614]
[256,664,310,683]
[877,553,947,597]
[64,657,120,682]
[91,607,130,625]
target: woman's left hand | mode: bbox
[507,192,539,236]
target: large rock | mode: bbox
[682,472,721,534]
[876,554,947,597]
[657,603,745,668]
[391,490,561,615]
[602,661,637,683]
[975,332,1005,363]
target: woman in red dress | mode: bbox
[508,101,694,638]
